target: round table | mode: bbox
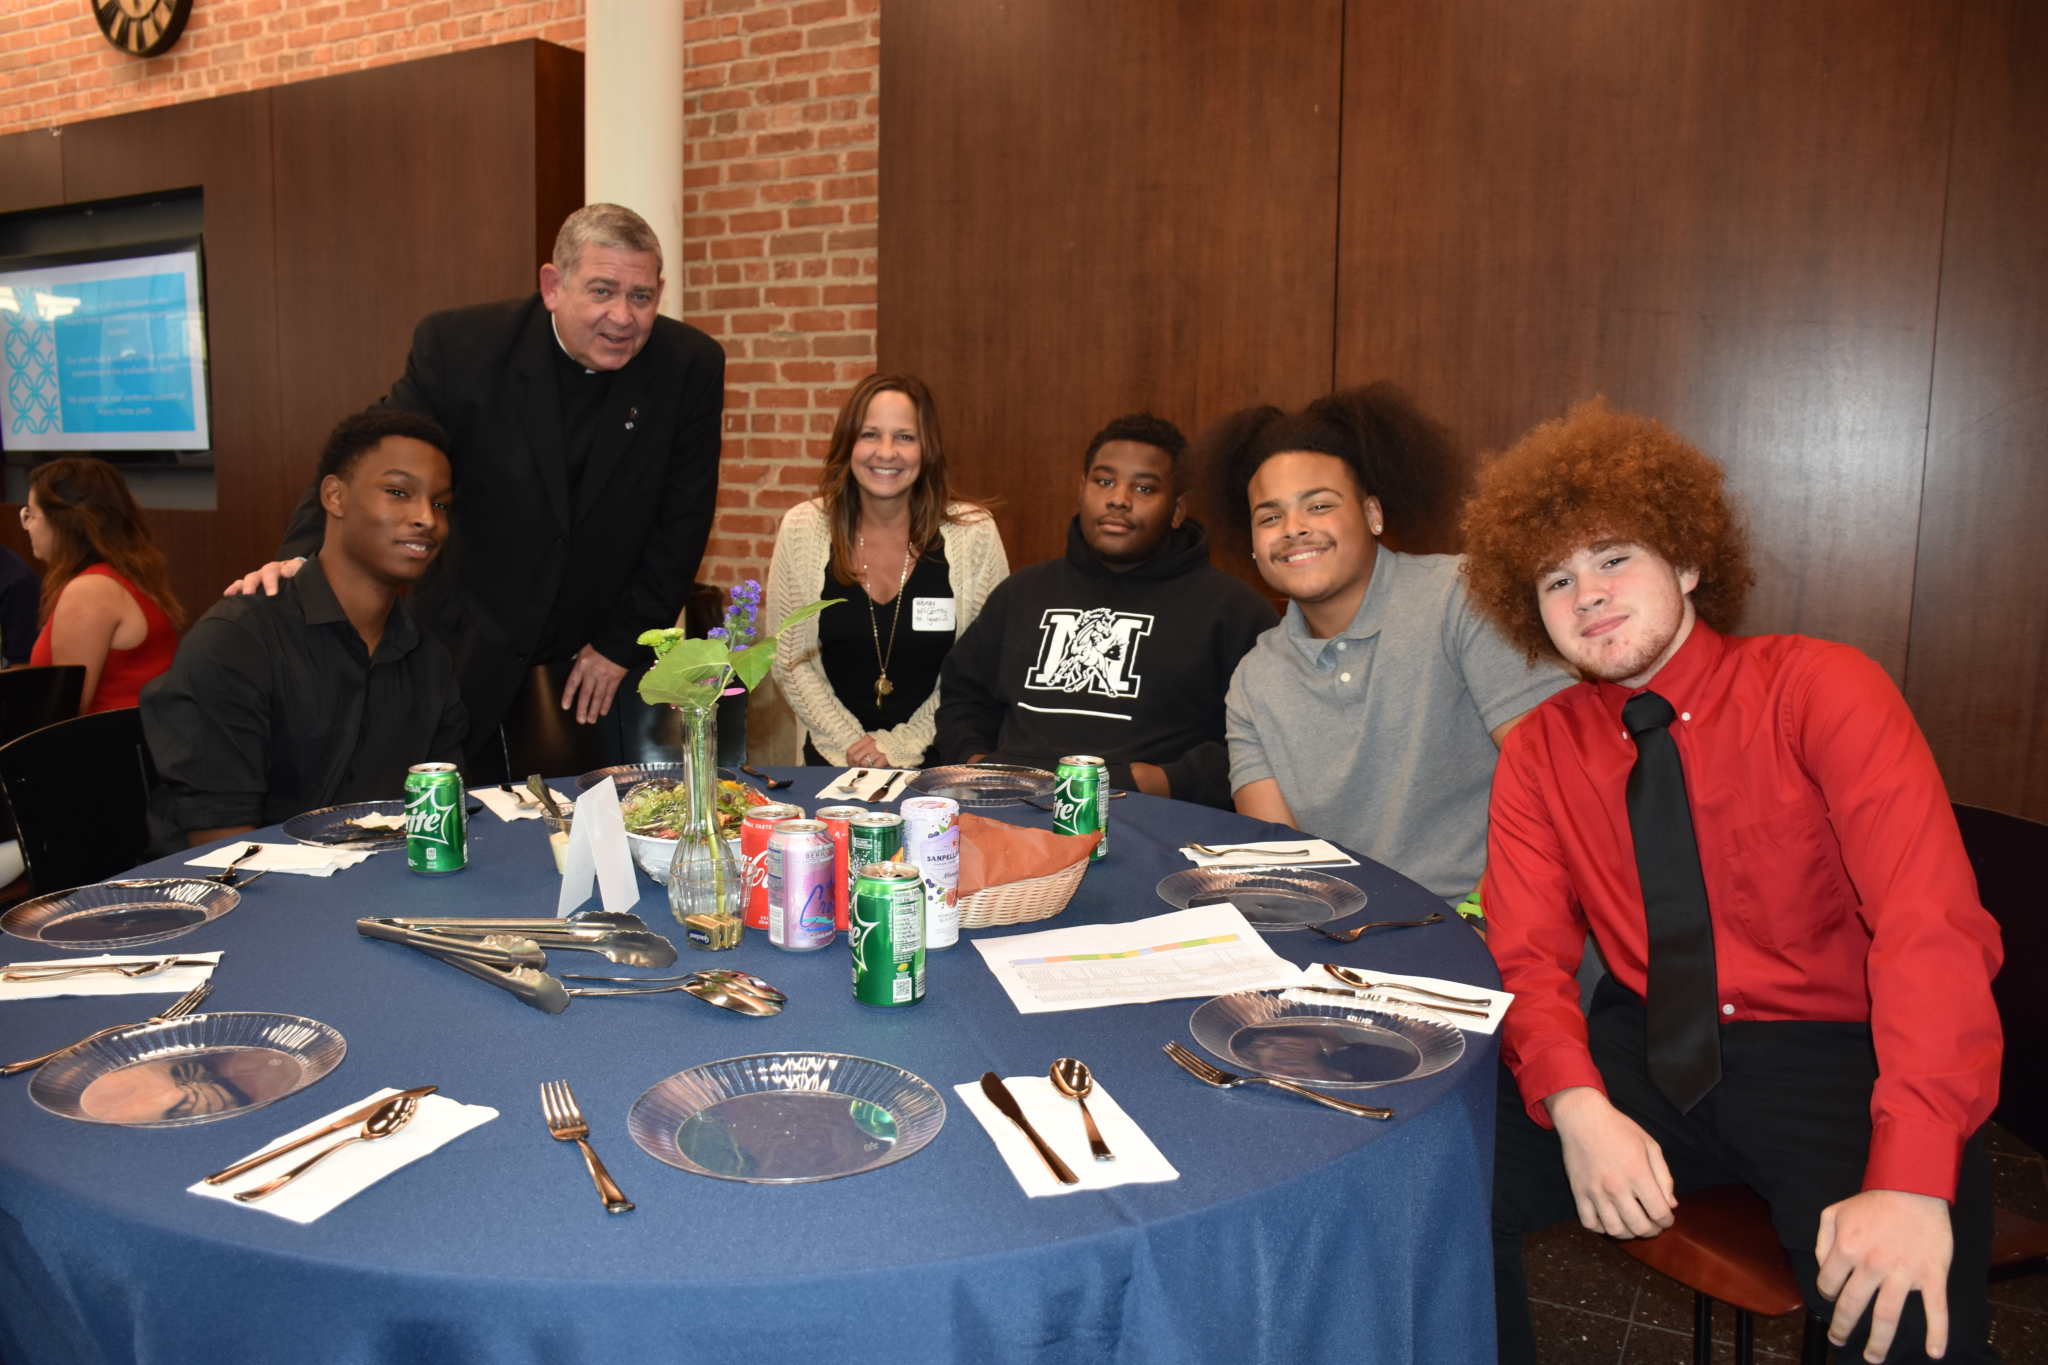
[0,769,1500,1364]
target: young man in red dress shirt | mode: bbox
[1460,400,2003,1365]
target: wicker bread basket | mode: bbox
[956,857,1090,929]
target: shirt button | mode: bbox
[1336,641,1347,651]
[1681,712,1691,722]
[1340,672,1352,683]
[1721,1004,1735,1015]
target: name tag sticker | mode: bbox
[912,597,956,631]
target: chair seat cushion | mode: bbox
[1611,1183,1808,1317]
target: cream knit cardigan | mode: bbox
[767,497,1009,767]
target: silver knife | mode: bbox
[980,1072,1079,1184]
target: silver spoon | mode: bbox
[233,1094,419,1201]
[1322,963,1493,1007]
[211,843,262,886]
[1050,1057,1114,1161]
[1304,910,1445,944]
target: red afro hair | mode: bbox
[1460,398,1754,663]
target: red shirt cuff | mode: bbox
[1512,1049,1608,1131]
[1863,1117,1966,1203]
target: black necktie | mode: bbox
[1622,690,1722,1113]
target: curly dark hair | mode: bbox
[1196,382,1470,552]
[1083,413,1188,482]
[1460,398,1754,662]
[318,408,453,482]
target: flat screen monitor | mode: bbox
[0,238,211,454]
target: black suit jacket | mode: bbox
[281,294,725,744]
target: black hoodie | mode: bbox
[935,518,1275,808]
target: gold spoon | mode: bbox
[1050,1057,1114,1161]
[1322,963,1493,1007]
[233,1094,419,1201]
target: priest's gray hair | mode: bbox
[552,203,663,279]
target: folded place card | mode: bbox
[556,777,640,917]
[954,1075,1178,1198]
[0,951,222,1002]
[185,843,377,878]
[188,1087,498,1224]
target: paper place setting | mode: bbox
[189,1087,498,1224]
[1302,962,1512,1034]
[0,951,222,1001]
[186,843,378,878]
[955,1075,1178,1197]
[1179,839,1358,869]
[818,768,914,803]
[472,785,574,823]
[556,777,640,917]
[971,904,1306,1014]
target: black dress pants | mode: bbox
[1493,977,1998,1365]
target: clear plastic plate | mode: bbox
[578,764,740,792]
[628,1052,946,1183]
[1,879,242,950]
[903,764,1056,808]
[1189,987,1465,1087]
[282,799,409,849]
[1154,867,1367,932]
[29,1011,347,1126]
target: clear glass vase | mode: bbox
[666,699,743,941]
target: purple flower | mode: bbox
[706,627,729,640]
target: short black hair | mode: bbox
[318,408,453,483]
[1197,382,1469,551]
[1082,413,1188,482]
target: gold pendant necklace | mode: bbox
[859,532,914,706]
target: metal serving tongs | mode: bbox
[372,913,678,968]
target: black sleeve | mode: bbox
[587,334,726,664]
[934,584,1012,763]
[0,572,40,666]
[138,619,277,834]
[1114,583,1273,807]
[1149,742,1235,810]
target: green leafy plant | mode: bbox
[636,579,839,710]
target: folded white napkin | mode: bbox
[189,1088,498,1224]
[185,843,378,878]
[1303,962,1511,1034]
[818,768,914,803]
[954,1075,1178,1197]
[0,951,222,1002]
[1181,838,1358,869]
[472,786,575,823]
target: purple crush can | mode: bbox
[766,819,837,951]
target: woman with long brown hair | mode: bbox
[767,373,1008,767]
[21,458,184,713]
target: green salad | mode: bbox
[620,779,754,839]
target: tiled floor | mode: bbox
[1521,1122,2048,1363]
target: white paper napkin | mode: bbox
[185,843,378,877]
[556,778,639,917]
[0,951,222,1002]
[1180,838,1358,868]
[817,768,915,802]
[954,1075,1179,1197]
[1303,962,1511,1034]
[472,786,575,823]
[188,1088,498,1224]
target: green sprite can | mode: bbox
[403,762,467,875]
[847,811,905,882]
[851,862,925,1007]
[1054,754,1108,861]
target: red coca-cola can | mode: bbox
[739,801,805,929]
[814,805,866,931]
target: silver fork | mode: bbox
[1,981,213,1075]
[1162,1041,1392,1119]
[540,1080,634,1213]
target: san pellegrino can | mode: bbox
[899,795,961,949]
[851,862,926,1007]
[404,762,466,875]
[766,819,837,950]
[1055,755,1108,861]
[815,805,867,932]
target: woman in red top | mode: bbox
[21,458,184,713]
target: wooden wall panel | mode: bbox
[268,41,559,526]
[0,128,63,214]
[58,91,283,619]
[1334,0,1961,681]
[879,0,1344,574]
[1906,0,2048,822]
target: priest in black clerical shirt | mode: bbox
[143,410,466,847]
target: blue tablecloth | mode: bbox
[0,770,1499,1365]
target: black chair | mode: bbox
[0,707,155,894]
[0,665,85,854]
[1955,802,2048,1156]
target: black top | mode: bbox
[935,518,1276,809]
[140,554,467,838]
[551,332,614,499]
[815,542,954,735]
[0,545,39,666]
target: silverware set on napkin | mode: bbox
[1,980,214,1075]
[356,914,784,1016]
[207,1087,435,1201]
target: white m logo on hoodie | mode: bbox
[1026,608,1155,698]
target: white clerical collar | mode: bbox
[550,314,597,374]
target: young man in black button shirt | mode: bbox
[934,414,1274,808]
[143,410,467,846]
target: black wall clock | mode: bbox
[92,0,194,58]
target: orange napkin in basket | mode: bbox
[958,812,1101,896]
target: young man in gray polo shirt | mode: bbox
[1212,385,1572,903]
